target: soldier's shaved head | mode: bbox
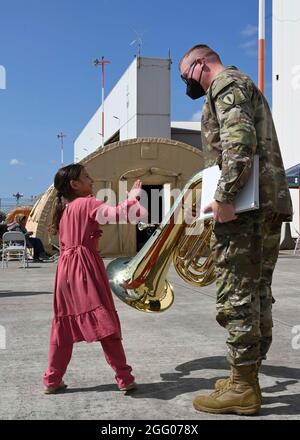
[179,44,222,70]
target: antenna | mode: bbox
[130,29,145,57]
[93,57,111,148]
[57,132,66,167]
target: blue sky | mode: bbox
[0,0,272,198]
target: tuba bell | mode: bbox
[106,170,216,313]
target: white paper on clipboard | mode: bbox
[200,155,259,220]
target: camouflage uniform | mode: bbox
[201,66,293,366]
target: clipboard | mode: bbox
[200,155,259,220]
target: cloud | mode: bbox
[239,39,257,57]
[240,40,257,49]
[241,25,258,37]
[0,65,6,90]
[192,110,202,121]
[240,24,258,57]
[10,159,22,166]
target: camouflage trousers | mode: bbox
[211,210,283,366]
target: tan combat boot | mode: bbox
[193,364,261,415]
[215,361,262,402]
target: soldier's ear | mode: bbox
[196,57,206,66]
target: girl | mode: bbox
[43,163,147,394]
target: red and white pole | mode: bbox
[258,0,265,94]
[101,60,105,148]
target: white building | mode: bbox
[273,0,300,237]
[75,36,299,241]
[74,57,201,163]
[75,57,171,162]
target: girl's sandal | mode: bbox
[119,382,137,392]
[44,381,68,395]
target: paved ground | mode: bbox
[0,252,299,420]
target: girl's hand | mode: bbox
[128,179,142,200]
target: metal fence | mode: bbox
[0,197,39,214]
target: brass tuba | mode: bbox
[106,170,216,313]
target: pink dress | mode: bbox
[49,194,145,347]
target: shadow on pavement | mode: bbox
[97,356,300,416]
[63,377,220,399]
[48,357,300,415]
[0,290,52,298]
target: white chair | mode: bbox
[48,240,60,263]
[1,231,29,268]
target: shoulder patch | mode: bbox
[221,92,235,106]
[215,85,248,112]
[211,76,235,98]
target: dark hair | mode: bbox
[179,44,222,69]
[49,163,84,235]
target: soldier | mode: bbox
[179,44,293,415]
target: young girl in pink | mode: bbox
[43,164,147,394]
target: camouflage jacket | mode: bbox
[201,65,293,220]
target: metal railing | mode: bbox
[0,197,39,214]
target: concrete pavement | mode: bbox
[0,253,299,420]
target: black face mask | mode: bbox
[185,63,206,100]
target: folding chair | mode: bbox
[48,240,60,263]
[1,231,29,268]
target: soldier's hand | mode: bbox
[203,201,237,223]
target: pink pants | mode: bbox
[43,336,134,389]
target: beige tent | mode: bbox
[26,138,204,257]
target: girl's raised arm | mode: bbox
[88,180,148,225]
